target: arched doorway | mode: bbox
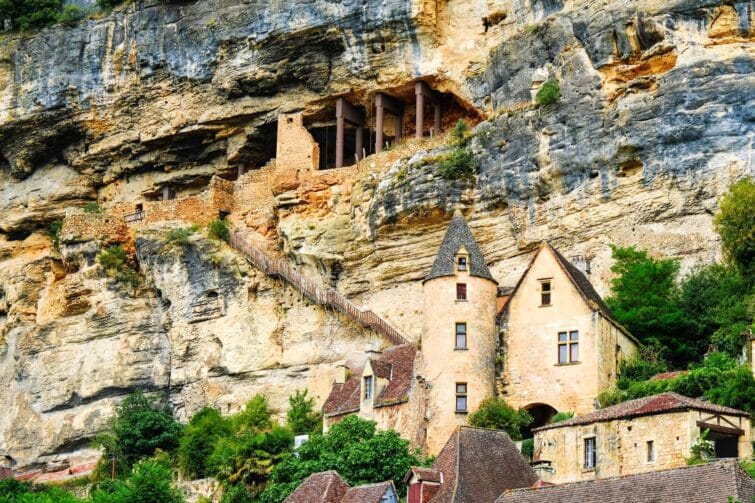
[523,403,558,438]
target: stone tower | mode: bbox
[421,210,498,454]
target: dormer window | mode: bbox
[364,375,373,400]
[539,279,552,306]
[457,256,468,272]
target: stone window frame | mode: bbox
[557,330,580,364]
[455,322,468,350]
[584,436,597,470]
[456,283,467,301]
[539,278,552,306]
[455,382,468,413]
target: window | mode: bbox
[135,203,143,212]
[584,437,596,469]
[646,441,655,462]
[457,256,467,272]
[455,323,467,349]
[364,376,373,400]
[456,283,467,301]
[455,383,468,412]
[558,331,579,363]
[540,280,552,306]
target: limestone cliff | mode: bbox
[0,0,753,469]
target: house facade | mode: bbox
[498,243,638,425]
[284,470,399,503]
[532,392,753,484]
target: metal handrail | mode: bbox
[228,232,407,346]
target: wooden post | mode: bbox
[416,88,425,139]
[335,114,345,169]
[394,113,402,144]
[355,126,363,160]
[434,102,442,133]
[162,186,170,201]
[375,94,385,154]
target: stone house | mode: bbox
[404,426,538,503]
[498,242,639,425]
[284,470,398,503]
[532,392,753,484]
[496,459,755,503]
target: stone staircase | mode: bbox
[229,232,408,346]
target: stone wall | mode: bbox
[534,411,753,484]
[276,113,319,173]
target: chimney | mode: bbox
[335,364,349,384]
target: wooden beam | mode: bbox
[697,420,744,437]
[415,81,439,102]
[376,92,404,116]
[336,97,364,126]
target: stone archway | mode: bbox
[523,403,558,438]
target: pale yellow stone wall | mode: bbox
[276,113,319,172]
[535,411,753,484]
[501,246,636,414]
[421,271,498,454]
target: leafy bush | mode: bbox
[550,411,574,423]
[95,0,123,11]
[47,219,63,248]
[165,226,198,247]
[90,459,183,503]
[286,389,322,435]
[0,478,82,502]
[178,407,232,479]
[520,438,534,460]
[0,0,64,31]
[83,202,103,213]
[535,78,560,106]
[97,245,141,288]
[467,397,532,440]
[437,120,476,181]
[208,218,230,243]
[92,390,182,478]
[617,343,669,387]
[714,178,755,281]
[57,4,86,26]
[740,459,755,479]
[220,484,255,503]
[687,429,715,465]
[260,415,428,502]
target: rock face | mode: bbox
[0,0,753,467]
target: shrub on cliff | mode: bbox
[208,218,230,243]
[0,0,63,31]
[46,219,63,249]
[467,397,532,440]
[164,225,199,248]
[714,178,755,281]
[98,245,141,288]
[535,78,560,106]
[92,391,182,478]
[437,120,476,181]
[260,415,427,502]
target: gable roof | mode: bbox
[284,470,350,503]
[339,481,395,503]
[495,460,755,503]
[534,392,749,432]
[501,242,636,342]
[424,211,496,283]
[322,344,416,417]
[404,466,443,484]
[427,426,538,503]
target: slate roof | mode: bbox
[425,426,538,503]
[340,481,395,503]
[500,242,636,342]
[424,211,496,283]
[322,344,416,417]
[284,470,350,503]
[495,460,755,503]
[534,392,750,432]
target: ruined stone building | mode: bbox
[322,211,639,454]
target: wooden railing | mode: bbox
[229,232,407,346]
[124,210,145,223]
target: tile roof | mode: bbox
[499,242,637,343]
[404,467,443,483]
[425,211,496,283]
[495,460,755,503]
[322,344,416,417]
[339,481,395,503]
[284,470,349,503]
[428,426,538,503]
[534,392,749,432]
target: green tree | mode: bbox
[178,407,232,479]
[92,391,182,478]
[0,0,64,31]
[714,178,755,281]
[617,343,669,387]
[90,459,183,503]
[0,478,82,502]
[286,390,322,435]
[467,397,532,440]
[260,415,427,503]
[605,246,691,367]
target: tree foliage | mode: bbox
[285,389,322,435]
[437,120,476,181]
[467,397,532,440]
[90,459,183,503]
[0,0,63,30]
[208,218,230,243]
[0,478,82,502]
[178,407,232,479]
[260,415,427,503]
[714,178,755,281]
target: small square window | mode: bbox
[455,383,467,412]
[455,323,467,349]
[540,280,552,306]
[456,283,467,301]
[457,257,467,272]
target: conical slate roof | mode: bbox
[424,212,496,283]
